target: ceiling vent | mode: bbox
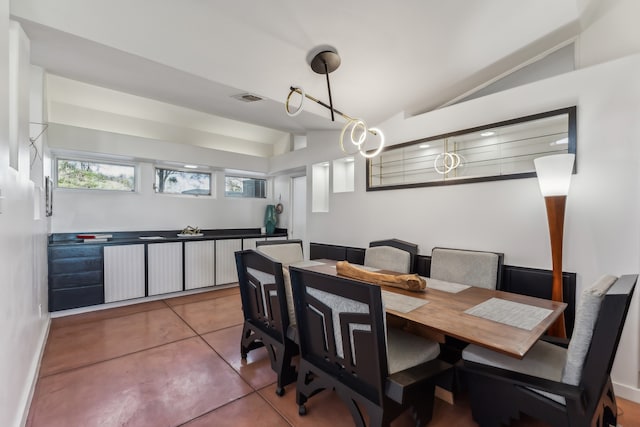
[232,93,264,103]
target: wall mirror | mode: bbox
[367,106,576,191]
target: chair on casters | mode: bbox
[461,274,637,427]
[289,266,450,426]
[235,249,298,396]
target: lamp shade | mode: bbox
[534,153,575,196]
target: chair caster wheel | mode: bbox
[275,387,284,396]
[298,405,307,416]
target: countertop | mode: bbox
[48,228,288,247]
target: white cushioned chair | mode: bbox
[461,274,637,427]
[289,266,450,426]
[430,247,503,289]
[364,238,418,274]
[256,239,304,266]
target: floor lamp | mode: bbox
[534,153,575,339]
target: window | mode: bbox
[56,158,136,191]
[225,176,266,198]
[154,167,211,196]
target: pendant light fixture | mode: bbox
[285,46,385,158]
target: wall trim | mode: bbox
[613,381,640,404]
[18,318,50,427]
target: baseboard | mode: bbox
[614,381,640,403]
[17,317,51,427]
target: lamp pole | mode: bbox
[544,195,567,338]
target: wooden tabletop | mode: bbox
[295,259,567,359]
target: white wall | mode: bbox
[0,19,50,427]
[48,124,273,233]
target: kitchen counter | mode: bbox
[48,227,289,311]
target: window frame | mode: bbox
[54,156,138,193]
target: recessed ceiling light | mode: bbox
[419,144,430,149]
[184,164,198,169]
[345,157,355,162]
[480,131,495,137]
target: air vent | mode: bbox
[232,93,264,103]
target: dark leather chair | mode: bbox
[235,249,297,396]
[461,274,637,427]
[289,266,450,426]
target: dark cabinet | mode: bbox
[48,245,104,311]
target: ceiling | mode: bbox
[11,1,583,145]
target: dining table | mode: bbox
[291,258,567,359]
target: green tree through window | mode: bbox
[57,159,135,191]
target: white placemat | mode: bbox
[464,297,553,330]
[290,260,326,268]
[422,277,471,294]
[328,264,380,272]
[381,290,429,313]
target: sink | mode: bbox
[139,236,165,240]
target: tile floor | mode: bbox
[27,287,640,427]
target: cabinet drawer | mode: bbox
[49,245,103,259]
[50,257,103,275]
[50,285,104,311]
[49,271,103,289]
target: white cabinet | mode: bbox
[216,239,241,285]
[104,244,145,303]
[184,240,216,290]
[148,242,183,296]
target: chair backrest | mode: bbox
[564,275,636,405]
[365,239,418,273]
[430,247,504,289]
[256,239,304,266]
[289,266,388,405]
[235,249,290,342]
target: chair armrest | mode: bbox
[459,360,584,402]
[386,359,451,403]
